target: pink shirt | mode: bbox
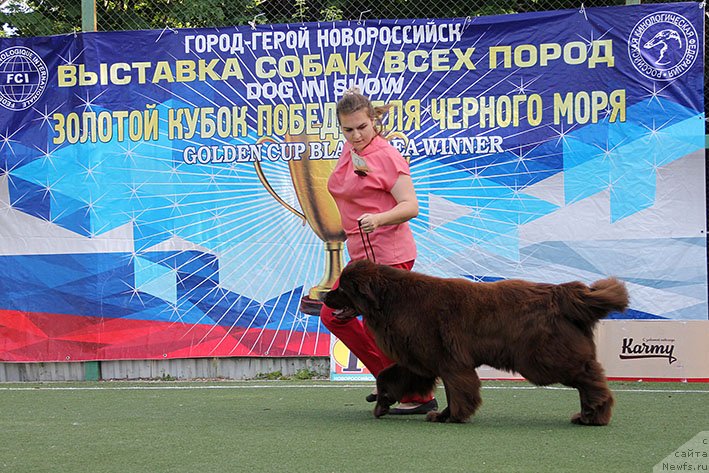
[327,135,417,265]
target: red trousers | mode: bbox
[320,260,432,404]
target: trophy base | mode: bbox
[299,295,324,316]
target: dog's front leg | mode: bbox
[429,368,482,423]
[373,399,394,418]
[426,382,451,422]
[372,365,405,418]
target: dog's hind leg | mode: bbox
[566,360,614,426]
[427,368,482,423]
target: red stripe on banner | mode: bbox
[0,310,330,362]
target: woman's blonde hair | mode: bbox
[336,87,393,135]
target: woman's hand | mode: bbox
[357,213,380,233]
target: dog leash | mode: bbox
[357,220,376,263]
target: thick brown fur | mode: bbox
[323,260,629,425]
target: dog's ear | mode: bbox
[340,262,381,314]
[351,277,380,314]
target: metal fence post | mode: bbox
[82,0,97,32]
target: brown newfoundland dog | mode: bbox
[323,260,629,425]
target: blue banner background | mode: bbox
[0,2,705,361]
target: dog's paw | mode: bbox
[373,404,389,418]
[425,411,446,422]
[571,412,609,426]
[571,412,584,424]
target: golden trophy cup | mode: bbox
[254,133,345,315]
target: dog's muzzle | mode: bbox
[332,307,357,320]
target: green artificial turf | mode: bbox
[0,380,706,473]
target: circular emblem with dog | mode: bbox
[627,11,698,81]
[0,47,49,111]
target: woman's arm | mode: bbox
[358,174,419,233]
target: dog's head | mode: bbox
[323,260,382,316]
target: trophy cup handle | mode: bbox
[252,134,344,316]
[253,139,306,225]
[385,131,411,164]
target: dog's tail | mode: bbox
[559,277,629,327]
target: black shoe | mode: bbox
[388,398,438,415]
[365,393,377,403]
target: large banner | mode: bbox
[0,3,705,362]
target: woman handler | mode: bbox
[319,89,437,415]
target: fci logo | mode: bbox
[7,72,32,84]
[0,46,49,110]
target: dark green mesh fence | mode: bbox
[0,0,691,36]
